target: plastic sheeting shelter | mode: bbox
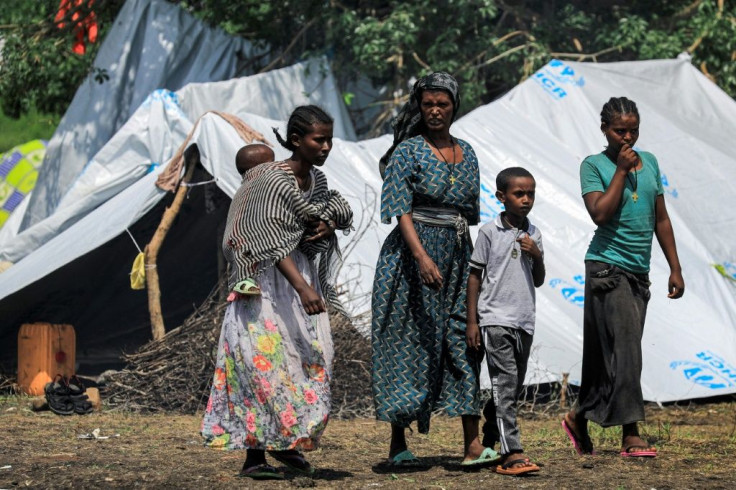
[1,58,735,403]
[18,0,263,231]
[0,60,355,265]
[0,140,47,231]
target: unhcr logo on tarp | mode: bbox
[670,351,736,390]
[531,59,585,100]
[479,181,504,223]
[548,275,585,308]
[713,261,736,282]
[661,173,679,199]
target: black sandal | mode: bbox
[268,450,315,475]
[68,375,94,415]
[44,375,74,416]
[239,463,284,480]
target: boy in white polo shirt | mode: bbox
[466,167,545,476]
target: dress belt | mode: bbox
[411,206,469,241]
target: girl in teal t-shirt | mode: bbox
[562,97,685,459]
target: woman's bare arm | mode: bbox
[653,195,684,299]
[276,256,326,314]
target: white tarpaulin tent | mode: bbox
[0,60,355,265]
[1,57,735,402]
[17,0,262,232]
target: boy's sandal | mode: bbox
[495,458,540,476]
[67,375,94,415]
[238,463,284,480]
[44,374,74,416]
[233,278,261,295]
[268,450,315,475]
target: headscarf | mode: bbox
[379,72,460,179]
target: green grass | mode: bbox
[0,104,60,153]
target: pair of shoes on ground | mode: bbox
[388,448,538,476]
[562,417,657,458]
[44,374,94,415]
[239,450,314,480]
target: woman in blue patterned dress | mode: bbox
[372,73,494,466]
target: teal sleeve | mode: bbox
[580,157,604,196]
[649,153,665,196]
[379,143,414,224]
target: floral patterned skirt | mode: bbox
[201,250,333,451]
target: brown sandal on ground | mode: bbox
[495,457,540,476]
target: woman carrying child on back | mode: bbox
[562,97,684,458]
[201,105,353,480]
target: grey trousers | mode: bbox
[480,325,533,455]
[577,260,651,427]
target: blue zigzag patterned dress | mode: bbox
[372,135,481,433]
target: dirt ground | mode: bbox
[0,396,734,489]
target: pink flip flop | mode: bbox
[561,419,596,456]
[620,447,657,458]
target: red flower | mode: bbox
[253,355,272,372]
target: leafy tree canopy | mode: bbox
[1,0,734,134]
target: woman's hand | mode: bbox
[276,256,326,315]
[298,285,327,315]
[668,270,685,299]
[616,143,639,172]
[304,218,335,242]
[417,253,443,289]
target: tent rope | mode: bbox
[125,228,156,269]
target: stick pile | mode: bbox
[104,287,374,417]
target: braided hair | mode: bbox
[600,97,639,126]
[273,105,334,151]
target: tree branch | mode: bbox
[258,18,317,74]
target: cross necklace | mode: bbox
[426,135,457,184]
[628,170,639,203]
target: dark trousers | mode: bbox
[577,260,651,427]
[480,325,533,455]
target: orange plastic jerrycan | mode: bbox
[17,323,76,395]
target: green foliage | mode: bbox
[0,0,122,118]
[1,0,734,136]
[179,0,736,134]
[0,102,60,153]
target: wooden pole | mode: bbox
[145,148,199,341]
[560,372,570,409]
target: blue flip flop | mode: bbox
[461,447,500,466]
[388,449,423,467]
